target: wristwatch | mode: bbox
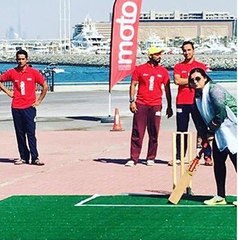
[129,98,135,103]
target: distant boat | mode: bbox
[71,17,110,54]
[141,34,179,54]
[43,63,65,74]
[195,36,235,54]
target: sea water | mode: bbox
[0,63,236,85]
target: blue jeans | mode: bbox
[12,107,38,162]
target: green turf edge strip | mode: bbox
[77,204,235,207]
[74,193,101,206]
[74,193,237,207]
[0,195,13,202]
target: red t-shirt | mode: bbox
[132,62,170,106]
[1,66,46,109]
[174,60,207,104]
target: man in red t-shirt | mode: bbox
[125,46,173,167]
[0,50,48,166]
[169,41,212,166]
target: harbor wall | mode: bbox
[0,53,237,70]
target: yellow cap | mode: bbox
[148,46,164,55]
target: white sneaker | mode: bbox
[125,160,135,167]
[233,201,237,206]
[14,159,26,165]
[204,196,227,205]
[176,159,181,164]
[146,160,155,166]
[168,159,181,166]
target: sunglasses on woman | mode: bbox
[190,76,202,83]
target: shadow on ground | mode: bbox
[67,116,101,121]
[128,193,216,204]
[94,158,168,165]
[0,158,17,163]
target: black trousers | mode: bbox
[12,107,38,162]
[176,103,211,159]
[213,140,237,198]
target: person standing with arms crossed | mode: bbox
[125,46,173,167]
[0,49,48,166]
[188,68,237,205]
[168,41,212,166]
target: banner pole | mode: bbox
[108,91,112,117]
[101,90,113,123]
[100,1,117,123]
[101,0,142,123]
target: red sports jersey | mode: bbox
[132,63,170,106]
[1,66,46,109]
[174,60,207,104]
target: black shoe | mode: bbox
[31,159,45,166]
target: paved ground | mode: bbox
[0,83,236,201]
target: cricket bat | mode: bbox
[168,156,200,205]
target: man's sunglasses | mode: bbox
[190,76,202,83]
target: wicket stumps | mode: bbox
[172,132,193,195]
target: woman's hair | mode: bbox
[188,67,212,88]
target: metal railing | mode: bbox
[0,70,55,92]
[39,69,55,92]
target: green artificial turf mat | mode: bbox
[0,195,236,240]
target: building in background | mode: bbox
[72,11,237,42]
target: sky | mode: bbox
[0,0,237,39]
